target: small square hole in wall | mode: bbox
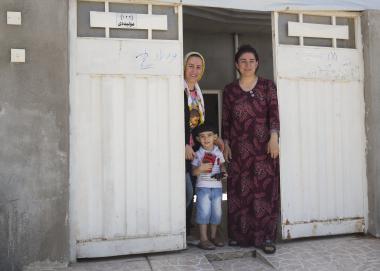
[7,11,22,25]
[11,49,26,63]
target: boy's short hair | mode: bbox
[194,122,217,136]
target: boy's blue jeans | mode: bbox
[195,187,222,225]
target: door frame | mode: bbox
[68,1,369,261]
[68,0,78,262]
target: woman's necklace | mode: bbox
[239,76,258,92]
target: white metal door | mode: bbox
[70,1,185,258]
[273,11,367,239]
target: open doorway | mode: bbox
[184,7,273,87]
[183,6,274,241]
[183,6,367,244]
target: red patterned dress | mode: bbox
[222,77,280,247]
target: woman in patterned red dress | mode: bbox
[222,45,280,254]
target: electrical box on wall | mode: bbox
[7,11,22,25]
[11,49,26,63]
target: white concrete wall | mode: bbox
[362,10,380,238]
[0,0,69,270]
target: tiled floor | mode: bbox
[35,235,380,271]
[210,257,272,271]
[259,235,380,271]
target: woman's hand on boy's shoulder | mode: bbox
[215,138,225,151]
[185,144,195,160]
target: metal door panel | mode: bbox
[70,1,185,258]
[273,11,367,239]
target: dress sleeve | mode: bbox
[267,80,280,133]
[222,85,232,142]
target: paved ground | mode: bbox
[36,235,380,271]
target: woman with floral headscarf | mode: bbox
[184,52,206,236]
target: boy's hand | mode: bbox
[211,172,228,180]
[199,162,213,173]
[221,171,228,180]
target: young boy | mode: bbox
[192,122,227,250]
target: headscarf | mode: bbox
[184,51,206,81]
[184,52,206,126]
